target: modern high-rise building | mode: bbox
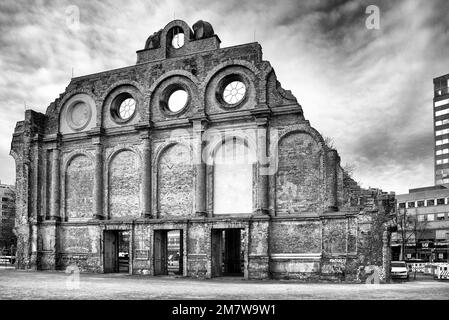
[434,73,449,185]
[0,182,15,250]
[389,73,449,262]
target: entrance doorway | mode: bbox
[391,246,401,261]
[104,230,130,273]
[154,230,183,276]
[211,228,244,277]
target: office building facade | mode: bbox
[434,73,449,184]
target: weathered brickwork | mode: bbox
[10,19,392,282]
[158,143,194,217]
[270,221,321,254]
[187,223,210,278]
[65,155,94,219]
[323,219,347,254]
[131,223,153,275]
[57,226,102,272]
[276,132,323,214]
[109,150,141,219]
[347,217,357,253]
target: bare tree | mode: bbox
[342,163,356,178]
[358,211,391,266]
[393,207,428,262]
[323,136,336,149]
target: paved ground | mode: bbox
[0,269,448,300]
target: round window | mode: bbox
[110,92,137,123]
[118,98,136,120]
[172,32,185,49]
[168,89,188,112]
[67,101,92,131]
[223,81,246,105]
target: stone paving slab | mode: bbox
[0,270,448,300]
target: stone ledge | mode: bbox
[270,253,322,260]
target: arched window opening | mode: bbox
[213,138,255,214]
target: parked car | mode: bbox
[391,261,409,280]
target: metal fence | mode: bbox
[406,262,449,279]
[0,255,14,268]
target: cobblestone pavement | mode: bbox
[0,269,448,300]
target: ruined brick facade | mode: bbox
[10,20,390,280]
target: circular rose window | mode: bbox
[223,81,246,105]
[118,98,136,120]
[67,102,91,131]
[168,89,188,112]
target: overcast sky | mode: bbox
[0,0,448,194]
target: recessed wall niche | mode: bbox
[60,93,96,134]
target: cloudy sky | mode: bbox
[0,0,448,194]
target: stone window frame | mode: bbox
[148,70,200,121]
[110,92,138,124]
[215,73,249,109]
[98,224,133,274]
[168,26,185,49]
[102,83,143,127]
[161,84,191,115]
[202,60,265,116]
[163,22,195,58]
[157,78,195,117]
[205,133,258,216]
[206,67,254,112]
[208,221,250,279]
[151,222,189,276]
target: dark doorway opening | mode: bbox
[154,229,183,276]
[211,228,244,277]
[391,246,401,261]
[104,230,130,273]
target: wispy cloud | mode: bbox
[0,0,447,194]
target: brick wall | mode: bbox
[158,143,194,218]
[323,219,347,254]
[187,223,209,278]
[57,225,101,272]
[8,20,392,281]
[270,221,321,254]
[276,132,323,214]
[132,224,152,275]
[109,150,141,218]
[65,155,94,219]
